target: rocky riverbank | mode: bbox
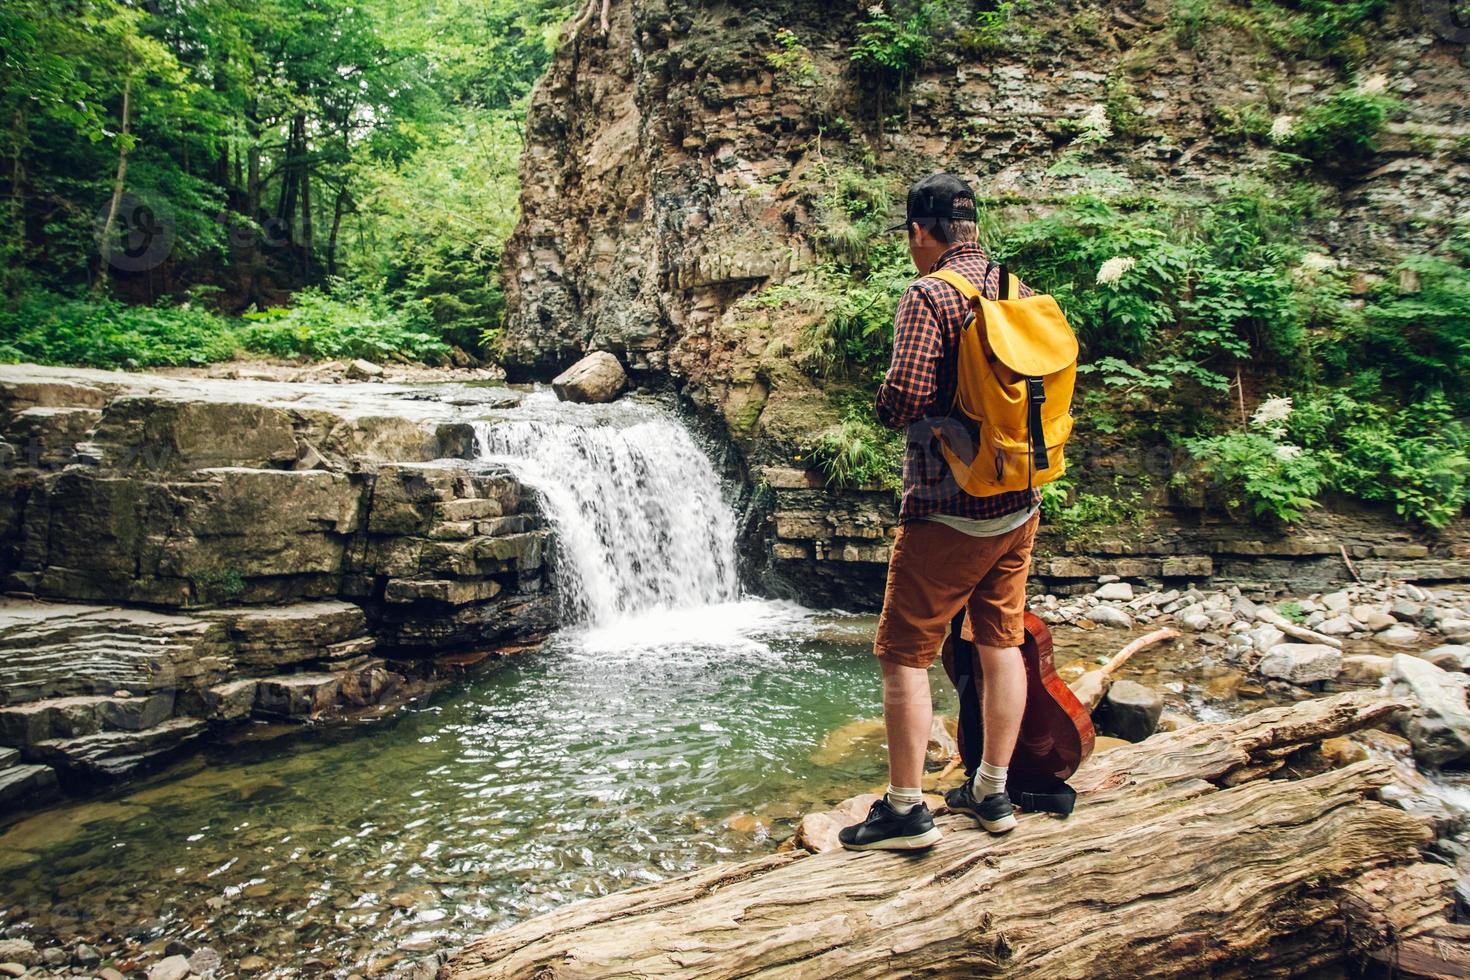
[0,365,555,816]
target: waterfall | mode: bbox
[473,394,740,626]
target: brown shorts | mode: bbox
[873,511,1040,669]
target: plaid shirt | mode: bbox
[875,242,1043,522]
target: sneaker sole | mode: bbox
[840,827,943,851]
[949,800,1018,834]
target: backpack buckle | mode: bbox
[1026,377,1046,404]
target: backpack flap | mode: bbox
[978,293,1078,378]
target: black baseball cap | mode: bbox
[885,173,978,233]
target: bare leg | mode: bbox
[879,658,932,788]
[976,643,1026,767]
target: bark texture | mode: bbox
[446,691,1459,979]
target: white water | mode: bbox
[473,391,804,651]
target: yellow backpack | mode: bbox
[924,265,1078,496]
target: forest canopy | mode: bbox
[0,0,570,359]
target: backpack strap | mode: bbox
[925,267,982,303]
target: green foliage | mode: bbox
[1180,396,1326,523]
[238,282,449,362]
[1280,87,1396,173]
[1276,600,1307,624]
[767,28,816,84]
[849,1,940,92]
[807,407,904,492]
[1350,250,1470,413]
[1040,474,1147,536]
[0,291,238,368]
[1257,0,1385,63]
[1288,391,1470,528]
[958,1,1036,55]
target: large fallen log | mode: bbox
[445,692,1458,979]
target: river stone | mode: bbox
[1249,624,1286,653]
[1341,654,1394,684]
[551,351,627,404]
[1391,599,1423,622]
[1316,616,1355,636]
[346,358,384,379]
[1257,644,1342,685]
[1098,680,1163,742]
[793,793,881,854]
[1388,654,1470,765]
[1321,591,1351,612]
[1087,605,1133,629]
[1179,612,1212,632]
[1377,624,1420,648]
[0,941,34,966]
[1094,582,1133,602]
[148,954,192,980]
[73,943,101,968]
[1422,645,1470,673]
[0,965,24,978]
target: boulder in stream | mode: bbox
[552,351,627,404]
[1097,680,1163,742]
[1388,654,1470,766]
[1257,643,1341,684]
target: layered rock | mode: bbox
[502,0,1470,604]
[0,366,556,813]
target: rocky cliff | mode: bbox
[501,0,1470,601]
[0,367,554,812]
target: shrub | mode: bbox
[1180,396,1325,523]
[807,407,904,492]
[767,27,816,84]
[1041,474,1147,536]
[238,281,450,362]
[0,291,239,368]
[1281,87,1396,173]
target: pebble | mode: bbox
[73,944,101,968]
[98,969,126,980]
[1378,624,1421,648]
[148,954,192,980]
[0,965,23,979]
[239,956,268,972]
[1422,645,1470,673]
[1098,680,1164,742]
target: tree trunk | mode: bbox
[445,691,1461,979]
[327,186,348,278]
[95,77,133,292]
[298,112,312,280]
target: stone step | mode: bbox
[0,762,59,810]
[0,693,177,747]
[0,746,17,770]
[26,717,207,779]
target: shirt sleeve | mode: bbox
[875,284,943,430]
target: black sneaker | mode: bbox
[838,797,942,851]
[945,779,1018,834]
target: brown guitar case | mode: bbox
[940,609,1095,814]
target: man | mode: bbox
[839,173,1041,851]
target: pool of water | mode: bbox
[0,602,964,974]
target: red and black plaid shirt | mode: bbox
[875,241,1043,523]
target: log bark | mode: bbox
[445,692,1459,979]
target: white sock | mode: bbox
[885,784,923,814]
[974,761,1008,799]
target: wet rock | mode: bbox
[187,946,221,975]
[98,967,126,980]
[793,793,881,854]
[0,941,34,966]
[1388,654,1470,766]
[1316,616,1355,636]
[72,944,101,968]
[1156,710,1193,733]
[0,964,24,978]
[1256,644,1341,685]
[1423,645,1470,673]
[1321,591,1351,612]
[1341,654,1394,684]
[1391,599,1423,622]
[28,718,207,779]
[253,674,341,718]
[40,947,66,968]
[0,762,59,809]
[1093,582,1133,602]
[1179,612,1212,632]
[1318,736,1369,767]
[551,351,627,404]
[149,954,192,980]
[1097,680,1163,742]
[238,955,267,972]
[1087,605,1133,629]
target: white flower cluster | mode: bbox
[1269,115,1294,143]
[1275,444,1304,462]
[1095,256,1136,286]
[1252,395,1294,439]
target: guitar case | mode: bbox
[940,609,1095,816]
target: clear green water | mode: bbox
[0,604,958,974]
